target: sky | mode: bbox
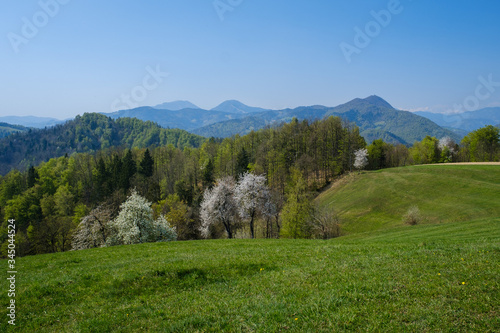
[1,0,500,119]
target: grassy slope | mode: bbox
[1,165,498,332]
[0,219,498,332]
[316,165,500,234]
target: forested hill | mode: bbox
[0,113,205,175]
[0,122,30,138]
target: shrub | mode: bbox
[403,205,421,225]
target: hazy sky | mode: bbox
[1,0,500,119]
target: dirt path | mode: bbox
[420,162,500,166]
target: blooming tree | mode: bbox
[107,190,176,246]
[234,172,273,238]
[72,205,113,250]
[354,148,369,171]
[200,177,239,239]
[438,136,456,162]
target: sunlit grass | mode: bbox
[316,165,500,234]
[1,218,498,332]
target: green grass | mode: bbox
[1,165,499,332]
[1,218,499,332]
[316,165,500,234]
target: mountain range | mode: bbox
[0,116,64,129]
[2,97,499,147]
[101,96,463,145]
[415,108,500,132]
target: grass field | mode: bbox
[316,164,500,234]
[1,165,499,332]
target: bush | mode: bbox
[403,205,421,225]
[106,190,177,246]
[309,206,341,239]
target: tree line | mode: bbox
[0,117,498,257]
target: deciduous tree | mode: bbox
[200,177,239,239]
[234,172,273,238]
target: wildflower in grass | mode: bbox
[462,282,465,285]
[438,273,441,275]
[295,318,298,321]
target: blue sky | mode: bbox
[1,0,500,119]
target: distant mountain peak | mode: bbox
[363,95,394,109]
[154,100,200,111]
[211,100,270,114]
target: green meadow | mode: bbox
[1,165,499,332]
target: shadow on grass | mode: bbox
[105,262,277,299]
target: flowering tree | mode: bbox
[72,205,113,250]
[438,136,456,163]
[234,172,273,238]
[107,190,176,246]
[354,148,369,171]
[200,177,239,239]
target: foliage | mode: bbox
[153,194,198,241]
[409,136,440,164]
[460,125,500,162]
[280,168,313,239]
[0,122,29,138]
[0,113,205,175]
[139,148,154,177]
[2,119,497,257]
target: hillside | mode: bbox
[415,107,500,132]
[2,217,497,332]
[103,107,245,131]
[0,113,205,175]
[154,100,201,110]
[316,165,500,234]
[0,122,29,138]
[324,97,461,144]
[191,97,459,145]
[192,116,267,137]
[0,116,64,129]
[211,100,271,114]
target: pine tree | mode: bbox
[235,147,250,177]
[27,166,38,188]
[120,150,137,190]
[139,148,154,177]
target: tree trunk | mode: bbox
[250,211,255,239]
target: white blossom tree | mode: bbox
[72,205,113,250]
[438,136,456,162]
[200,177,239,239]
[354,148,369,172]
[234,172,273,238]
[106,190,176,246]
